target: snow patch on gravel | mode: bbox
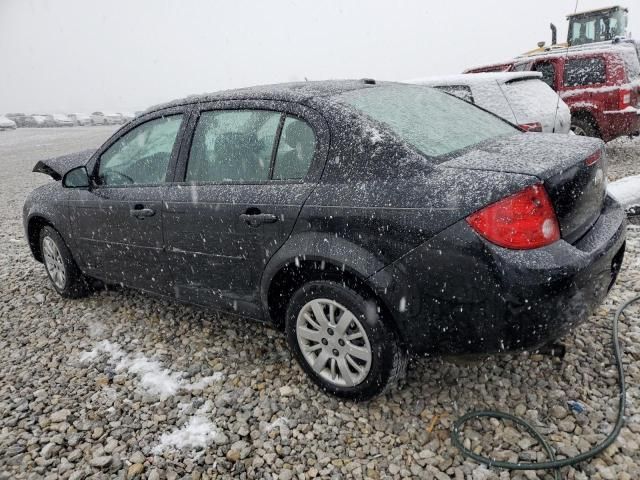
[80,340,223,398]
[152,415,222,453]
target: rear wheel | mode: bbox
[571,117,599,138]
[40,226,88,298]
[285,280,406,400]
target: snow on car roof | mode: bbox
[144,80,378,116]
[407,71,542,86]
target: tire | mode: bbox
[571,117,599,138]
[39,226,88,298]
[285,280,407,400]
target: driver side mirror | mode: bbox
[62,166,90,189]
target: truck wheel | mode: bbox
[571,117,599,138]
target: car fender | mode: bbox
[259,231,386,320]
[23,183,72,261]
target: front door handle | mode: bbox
[240,213,278,227]
[130,206,155,218]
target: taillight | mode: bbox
[519,122,543,132]
[584,150,601,166]
[618,89,632,110]
[467,184,560,249]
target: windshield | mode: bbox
[337,85,519,157]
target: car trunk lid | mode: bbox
[440,133,607,244]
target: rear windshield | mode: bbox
[502,79,559,121]
[337,85,518,157]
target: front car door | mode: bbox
[68,107,189,294]
[163,100,328,318]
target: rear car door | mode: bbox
[163,100,328,318]
[69,108,188,294]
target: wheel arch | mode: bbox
[260,233,403,342]
[27,214,55,262]
[571,109,601,137]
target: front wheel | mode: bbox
[285,280,406,400]
[40,226,88,298]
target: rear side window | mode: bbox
[502,79,559,125]
[433,85,474,103]
[564,58,606,86]
[186,110,281,182]
[273,116,316,180]
[337,85,518,158]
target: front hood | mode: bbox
[32,149,95,181]
[440,133,603,179]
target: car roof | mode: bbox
[143,79,379,115]
[408,71,542,86]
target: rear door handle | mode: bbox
[130,206,155,218]
[240,213,278,227]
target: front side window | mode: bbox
[532,62,556,89]
[98,115,182,185]
[186,110,281,182]
[564,57,607,87]
[273,116,316,180]
[337,85,518,158]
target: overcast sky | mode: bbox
[1,0,638,113]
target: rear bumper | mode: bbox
[370,196,627,355]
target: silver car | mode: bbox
[90,112,107,125]
[68,113,92,126]
[0,115,17,130]
[52,114,74,127]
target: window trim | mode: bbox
[87,106,190,189]
[182,109,285,185]
[532,60,557,90]
[172,100,327,186]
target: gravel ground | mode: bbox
[0,128,639,480]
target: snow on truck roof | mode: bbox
[516,38,639,61]
[408,71,542,86]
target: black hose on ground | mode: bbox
[451,294,640,479]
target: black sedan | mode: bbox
[24,80,626,399]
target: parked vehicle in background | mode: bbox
[90,112,107,125]
[24,115,56,128]
[68,113,92,126]
[23,80,626,399]
[0,116,17,130]
[5,113,29,127]
[513,43,640,141]
[466,42,640,142]
[104,113,124,125]
[119,112,136,122]
[410,72,571,133]
[52,114,74,127]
